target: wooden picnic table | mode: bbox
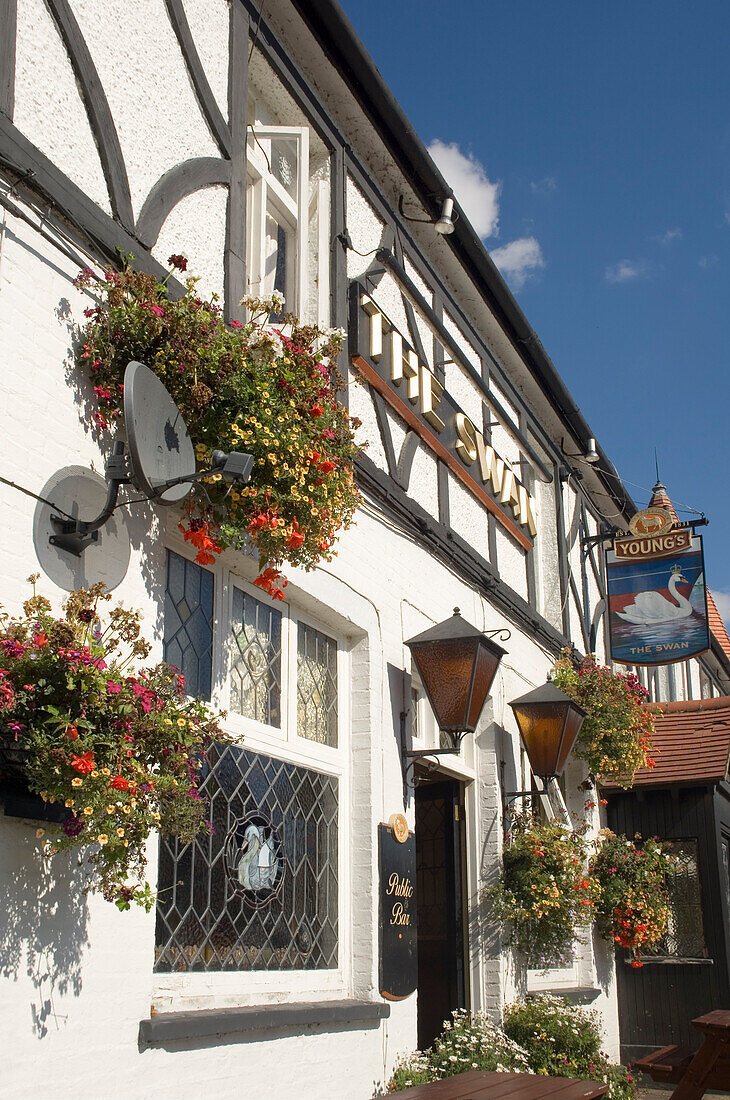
[390,1069,609,1100]
[634,1010,730,1100]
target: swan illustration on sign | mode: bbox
[224,816,283,905]
[606,536,710,666]
[616,564,691,626]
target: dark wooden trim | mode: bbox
[437,458,450,528]
[395,430,419,491]
[357,455,569,656]
[224,1,248,323]
[554,466,571,638]
[45,0,133,230]
[165,0,231,158]
[370,387,399,481]
[0,0,16,119]
[352,354,533,551]
[136,157,231,248]
[0,116,177,284]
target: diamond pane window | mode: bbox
[154,745,339,972]
[164,551,214,700]
[297,623,338,747]
[650,839,708,959]
[230,587,282,726]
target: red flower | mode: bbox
[229,319,243,329]
[168,254,188,272]
[318,460,336,475]
[33,632,48,648]
[286,530,305,550]
[310,405,324,418]
[65,726,79,741]
[71,750,95,775]
[180,522,223,565]
[110,776,133,792]
[253,567,288,601]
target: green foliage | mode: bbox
[503,995,636,1100]
[74,259,362,598]
[0,577,226,907]
[387,1010,529,1091]
[590,831,672,964]
[552,652,657,786]
[487,812,598,968]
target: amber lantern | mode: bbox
[405,608,506,750]
[509,681,586,780]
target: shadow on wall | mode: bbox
[0,815,89,1038]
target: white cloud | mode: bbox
[427,140,500,239]
[490,237,545,289]
[605,259,650,283]
[712,590,730,628]
[530,177,557,195]
[699,254,719,269]
[655,227,682,245]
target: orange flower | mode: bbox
[71,750,95,775]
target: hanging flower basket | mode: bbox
[551,651,658,787]
[74,258,363,598]
[590,830,673,966]
[0,576,226,909]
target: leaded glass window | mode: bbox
[154,745,339,972]
[230,587,282,726]
[297,622,338,747]
[648,839,708,959]
[163,551,214,700]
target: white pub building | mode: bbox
[1,1,729,1097]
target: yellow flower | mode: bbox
[116,828,125,837]
[91,770,98,778]
[176,718,186,727]
[97,835,108,845]
[122,806,130,814]
[65,798,74,808]
[101,768,111,776]
[39,791,48,801]
[123,840,129,848]
[83,807,93,816]
[72,777,83,787]
[106,805,115,815]
[36,828,44,838]
[164,718,173,725]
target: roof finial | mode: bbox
[655,446,660,485]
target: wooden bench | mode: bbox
[391,1069,609,1100]
[634,1011,730,1100]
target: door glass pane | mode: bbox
[230,588,282,727]
[270,136,298,198]
[297,623,338,747]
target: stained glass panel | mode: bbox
[154,745,339,972]
[230,587,282,726]
[648,839,708,959]
[297,623,338,747]
[163,551,214,700]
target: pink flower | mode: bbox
[150,305,164,318]
[106,681,122,694]
[230,319,243,329]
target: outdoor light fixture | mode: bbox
[404,608,507,761]
[509,681,587,781]
[398,194,457,236]
[433,197,455,235]
[585,437,600,465]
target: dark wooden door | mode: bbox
[415,779,467,1050]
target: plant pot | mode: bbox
[0,738,70,824]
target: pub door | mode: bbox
[415,777,468,1050]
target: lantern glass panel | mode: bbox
[513,702,566,779]
[555,703,585,776]
[411,639,477,732]
[466,642,502,730]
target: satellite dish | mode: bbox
[33,467,131,591]
[124,361,196,506]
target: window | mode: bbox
[247,125,309,317]
[156,552,345,974]
[646,839,708,960]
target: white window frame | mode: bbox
[246,125,309,318]
[153,545,351,1008]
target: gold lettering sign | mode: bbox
[354,290,537,544]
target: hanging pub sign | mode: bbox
[349,283,537,550]
[606,514,710,666]
[378,822,417,1001]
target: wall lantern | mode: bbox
[404,608,507,761]
[508,681,586,787]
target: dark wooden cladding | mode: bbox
[605,784,730,1064]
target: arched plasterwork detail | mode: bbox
[136,157,231,248]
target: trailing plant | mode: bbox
[552,651,657,787]
[487,812,599,968]
[590,830,672,966]
[0,577,225,909]
[387,1010,529,1091]
[74,258,362,599]
[503,995,636,1100]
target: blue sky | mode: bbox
[338,0,730,622]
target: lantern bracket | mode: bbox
[483,627,511,643]
[402,747,460,761]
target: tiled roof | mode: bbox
[601,696,730,789]
[648,481,679,523]
[707,589,730,662]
